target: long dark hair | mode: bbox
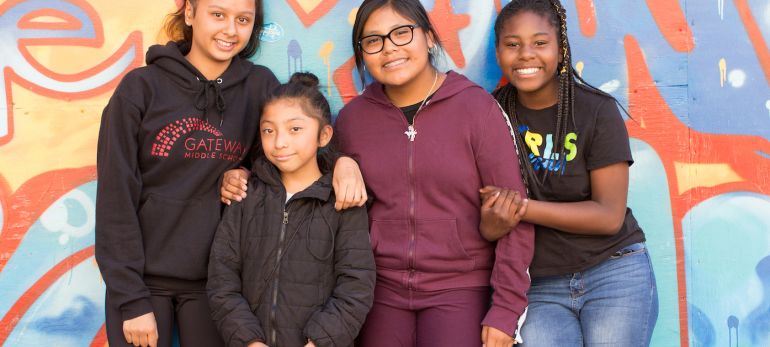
[260,72,338,174]
[493,0,627,196]
[351,0,444,87]
[162,0,264,58]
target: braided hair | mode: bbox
[493,0,626,198]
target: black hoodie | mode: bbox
[95,41,279,321]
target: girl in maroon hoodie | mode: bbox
[334,1,534,346]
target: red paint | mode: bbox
[18,9,82,30]
[0,247,95,344]
[284,0,339,28]
[734,0,770,85]
[575,0,597,37]
[428,0,470,68]
[90,324,107,347]
[0,167,96,274]
[624,35,770,347]
[644,0,694,52]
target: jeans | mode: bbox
[520,242,658,347]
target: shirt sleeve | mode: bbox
[585,97,633,170]
[95,86,153,321]
[474,98,535,336]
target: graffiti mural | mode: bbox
[0,0,767,346]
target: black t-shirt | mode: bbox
[400,95,434,124]
[513,85,645,277]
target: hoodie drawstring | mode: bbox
[194,77,226,126]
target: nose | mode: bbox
[382,36,399,54]
[274,130,289,149]
[222,18,236,36]
[519,44,535,60]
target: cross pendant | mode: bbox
[404,125,417,142]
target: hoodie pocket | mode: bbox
[415,219,475,273]
[369,219,409,270]
[138,193,220,278]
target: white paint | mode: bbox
[765,100,770,117]
[728,69,747,88]
[599,79,621,93]
[718,0,725,20]
[39,189,95,245]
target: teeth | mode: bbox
[516,67,540,75]
[217,39,234,47]
[384,59,406,68]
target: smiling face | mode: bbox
[260,99,332,185]
[360,5,436,94]
[495,10,561,108]
[184,0,256,79]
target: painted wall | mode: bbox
[0,0,768,346]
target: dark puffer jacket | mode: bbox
[207,158,376,347]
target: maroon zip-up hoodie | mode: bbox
[335,71,534,335]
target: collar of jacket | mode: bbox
[251,156,333,202]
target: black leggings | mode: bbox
[105,276,224,347]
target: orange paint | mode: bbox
[0,246,95,344]
[734,0,770,85]
[644,0,694,52]
[285,0,339,27]
[332,56,358,104]
[624,35,770,347]
[575,0,597,37]
[0,167,96,274]
[428,0,470,68]
[18,9,82,30]
[0,0,144,146]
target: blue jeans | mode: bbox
[520,242,658,347]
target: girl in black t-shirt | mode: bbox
[479,0,659,346]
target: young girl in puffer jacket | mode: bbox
[207,72,376,347]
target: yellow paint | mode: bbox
[719,58,727,87]
[0,0,167,191]
[349,7,359,26]
[297,0,323,13]
[674,161,744,194]
[319,41,334,96]
[575,61,584,78]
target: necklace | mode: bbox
[404,71,439,142]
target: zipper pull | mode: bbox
[283,211,289,224]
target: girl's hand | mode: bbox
[220,168,249,205]
[123,312,158,347]
[481,325,515,347]
[479,186,528,241]
[246,342,269,347]
[303,340,317,347]
[332,157,367,211]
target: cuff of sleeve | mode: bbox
[120,297,154,321]
[482,305,521,337]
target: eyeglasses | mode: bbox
[358,25,419,54]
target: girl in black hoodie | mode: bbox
[207,73,375,347]
[95,1,364,346]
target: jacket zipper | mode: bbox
[404,102,428,290]
[269,208,289,346]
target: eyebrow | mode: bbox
[362,23,413,36]
[205,4,255,16]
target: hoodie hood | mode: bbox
[146,41,254,125]
[360,70,479,107]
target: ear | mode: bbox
[318,124,333,147]
[425,30,436,50]
[184,0,194,26]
